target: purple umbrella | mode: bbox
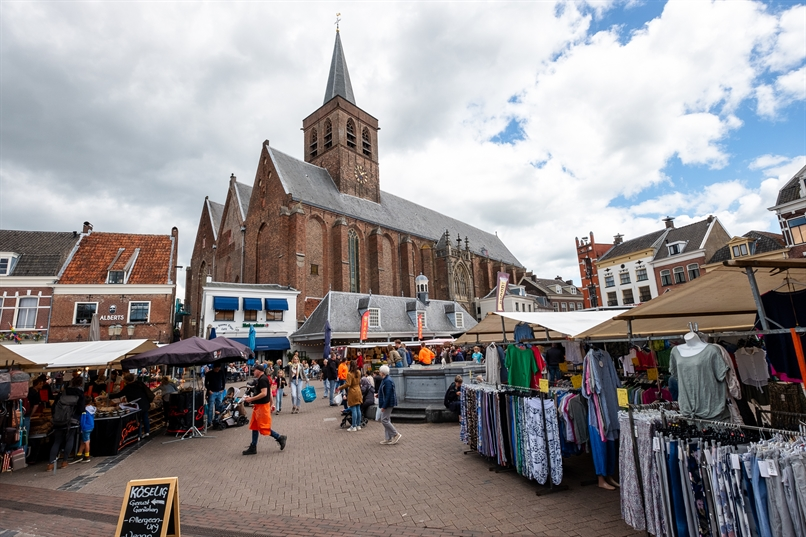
[120,336,253,369]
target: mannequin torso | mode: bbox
[675,332,708,357]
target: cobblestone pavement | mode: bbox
[0,384,640,536]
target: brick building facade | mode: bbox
[185,31,523,331]
[574,232,613,309]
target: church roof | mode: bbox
[267,145,523,267]
[323,31,355,106]
[234,182,252,222]
[206,198,224,241]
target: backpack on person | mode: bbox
[52,393,80,427]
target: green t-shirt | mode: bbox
[505,345,538,388]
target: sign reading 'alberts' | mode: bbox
[115,477,181,537]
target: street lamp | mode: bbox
[126,324,135,338]
[108,324,123,339]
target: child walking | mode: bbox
[76,404,95,463]
[275,371,287,414]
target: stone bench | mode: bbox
[425,405,459,424]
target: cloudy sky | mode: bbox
[1,0,804,294]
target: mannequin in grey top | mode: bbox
[670,331,730,421]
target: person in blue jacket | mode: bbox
[377,365,401,445]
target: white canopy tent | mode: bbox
[455,310,626,344]
[0,339,157,370]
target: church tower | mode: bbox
[302,30,381,203]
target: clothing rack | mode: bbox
[662,412,802,438]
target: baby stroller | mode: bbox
[338,382,374,429]
[213,387,249,430]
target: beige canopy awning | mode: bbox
[455,310,624,345]
[0,339,157,371]
[574,314,756,340]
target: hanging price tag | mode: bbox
[731,454,741,470]
[767,459,779,476]
[539,378,549,394]
[704,450,714,466]
[652,437,661,452]
[617,388,629,408]
[758,460,770,478]
[559,362,568,372]
[647,368,659,381]
[570,375,582,389]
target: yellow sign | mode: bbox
[647,368,659,381]
[570,375,582,389]
[559,362,568,372]
[617,388,629,408]
[539,378,549,393]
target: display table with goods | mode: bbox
[164,389,205,435]
[91,400,141,456]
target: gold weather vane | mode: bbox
[335,13,341,32]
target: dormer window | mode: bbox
[107,270,124,284]
[732,243,749,257]
[555,285,562,293]
[569,287,577,295]
[417,311,427,329]
[788,216,806,245]
[368,307,380,328]
[0,253,19,276]
[667,241,686,255]
[454,312,464,329]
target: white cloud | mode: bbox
[1,0,805,293]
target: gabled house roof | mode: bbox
[59,232,175,285]
[652,218,714,262]
[291,291,477,341]
[707,231,787,264]
[775,163,806,206]
[0,230,81,277]
[267,145,522,267]
[234,182,252,222]
[598,230,668,264]
[521,276,582,297]
[206,198,224,240]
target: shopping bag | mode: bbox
[333,392,343,405]
[301,384,316,403]
[375,406,382,421]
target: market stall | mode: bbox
[454,310,625,345]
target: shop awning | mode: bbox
[232,336,290,351]
[0,339,157,370]
[265,298,289,311]
[574,314,756,340]
[243,298,263,311]
[454,310,624,345]
[213,296,239,311]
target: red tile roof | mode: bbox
[59,232,174,285]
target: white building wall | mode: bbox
[600,254,658,306]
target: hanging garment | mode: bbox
[513,322,534,343]
[760,289,806,380]
[582,348,621,441]
[485,343,501,385]
[670,344,730,421]
[563,341,584,365]
[735,347,771,388]
[505,345,538,388]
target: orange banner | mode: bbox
[417,314,423,339]
[359,310,370,341]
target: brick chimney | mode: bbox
[82,221,93,234]
[613,233,624,245]
[662,216,675,229]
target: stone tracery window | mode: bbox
[324,119,333,149]
[348,229,360,292]
[346,119,356,149]
[309,128,318,158]
[453,264,470,301]
[362,127,371,157]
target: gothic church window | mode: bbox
[348,229,360,292]
[362,127,371,157]
[310,128,318,158]
[453,265,469,301]
[324,119,333,149]
[346,119,357,149]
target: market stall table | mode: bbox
[90,409,141,457]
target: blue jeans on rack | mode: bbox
[588,425,615,476]
[748,453,773,537]
[667,441,689,537]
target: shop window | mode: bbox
[244,310,257,322]
[673,267,686,284]
[108,270,124,284]
[346,119,357,149]
[638,286,652,302]
[129,302,150,323]
[636,268,648,281]
[687,264,700,280]
[604,274,615,287]
[660,270,672,286]
[324,119,333,149]
[16,297,38,329]
[620,272,631,285]
[622,289,634,305]
[74,302,97,324]
[606,292,618,307]
[368,308,380,328]
[362,127,371,157]
[309,128,318,158]
[215,310,235,321]
[789,216,806,245]
[266,310,284,321]
[310,264,319,276]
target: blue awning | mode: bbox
[213,296,239,311]
[232,336,290,351]
[265,298,289,311]
[243,298,263,311]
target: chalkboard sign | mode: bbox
[115,477,181,537]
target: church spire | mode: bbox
[323,30,356,105]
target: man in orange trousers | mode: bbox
[243,364,286,455]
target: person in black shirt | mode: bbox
[48,376,86,470]
[242,364,286,455]
[545,343,566,383]
[109,373,152,437]
[204,363,227,427]
[444,375,463,414]
[323,358,339,405]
